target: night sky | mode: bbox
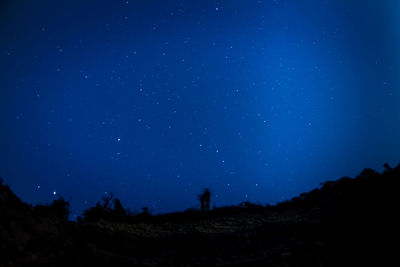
[1,0,400,218]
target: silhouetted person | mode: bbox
[199,188,211,212]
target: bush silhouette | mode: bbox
[0,177,30,211]
[82,193,132,222]
[33,196,70,220]
[113,198,127,219]
[383,163,392,171]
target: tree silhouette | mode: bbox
[101,192,114,209]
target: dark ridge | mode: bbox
[0,163,398,266]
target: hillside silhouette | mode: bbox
[0,164,398,266]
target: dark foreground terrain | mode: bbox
[1,164,398,266]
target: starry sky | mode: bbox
[1,0,399,217]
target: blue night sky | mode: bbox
[1,0,399,217]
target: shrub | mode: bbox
[33,197,70,220]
